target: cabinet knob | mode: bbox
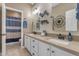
[33,40,35,42]
[33,46,35,48]
[47,48,50,51]
[52,51,55,53]
[32,53,35,55]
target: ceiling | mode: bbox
[30,3,59,9]
[28,3,36,6]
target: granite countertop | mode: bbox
[25,34,79,56]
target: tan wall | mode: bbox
[6,10,21,17]
[6,3,33,34]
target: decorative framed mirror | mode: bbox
[54,15,65,28]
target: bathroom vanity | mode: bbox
[24,34,79,56]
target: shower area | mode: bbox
[6,9,21,43]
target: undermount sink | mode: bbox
[49,39,70,45]
[29,34,34,35]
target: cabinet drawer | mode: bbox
[31,38,38,44]
[39,41,51,56]
[31,44,39,53]
[31,49,38,56]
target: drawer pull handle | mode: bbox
[47,48,50,51]
[33,46,35,48]
[33,40,35,42]
[32,53,35,55]
[52,51,55,53]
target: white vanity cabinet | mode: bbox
[24,35,31,52]
[38,41,51,56]
[24,35,75,56]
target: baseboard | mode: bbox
[21,46,25,48]
[6,42,20,46]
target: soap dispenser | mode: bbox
[67,32,73,41]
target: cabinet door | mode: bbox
[24,36,31,52]
[39,41,51,56]
[24,36,28,48]
[51,45,75,56]
[27,37,31,52]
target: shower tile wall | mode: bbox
[6,16,21,43]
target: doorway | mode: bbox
[2,4,23,56]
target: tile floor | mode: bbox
[6,42,30,56]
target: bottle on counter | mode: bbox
[67,32,73,41]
